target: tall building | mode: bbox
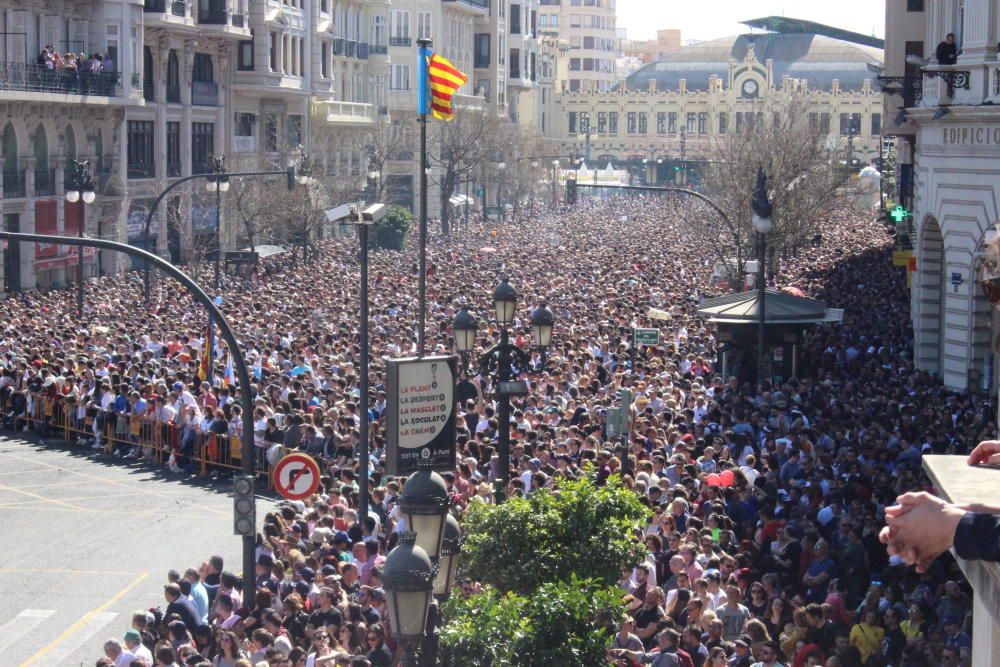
[0,0,391,291]
[537,0,618,92]
[883,0,1000,396]
[552,20,883,183]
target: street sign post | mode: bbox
[634,328,661,346]
[272,452,322,500]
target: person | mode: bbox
[163,582,201,631]
[847,609,882,664]
[103,638,138,667]
[610,627,684,666]
[750,641,787,667]
[879,440,1000,570]
[936,33,958,65]
[880,608,906,666]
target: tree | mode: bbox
[687,104,859,287]
[439,477,649,666]
[371,204,411,251]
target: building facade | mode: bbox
[0,0,391,291]
[884,0,1000,395]
[551,30,883,182]
[537,0,617,93]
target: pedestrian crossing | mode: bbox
[0,607,119,666]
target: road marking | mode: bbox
[0,609,56,653]
[0,483,88,511]
[1,453,229,517]
[0,567,145,575]
[18,571,148,667]
[20,611,118,667]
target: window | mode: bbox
[391,10,410,40]
[142,46,154,102]
[166,122,181,177]
[238,40,253,71]
[127,120,154,179]
[686,112,696,133]
[570,14,581,27]
[871,113,882,136]
[718,112,727,134]
[582,58,593,71]
[839,112,861,136]
[698,112,708,134]
[510,3,521,33]
[166,50,180,103]
[656,112,666,134]
[819,113,830,134]
[569,58,580,71]
[583,36,594,49]
[597,111,607,134]
[906,0,924,10]
[580,112,590,133]
[193,53,214,83]
[627,112,636,134]
[286,115,302,148]
[475,34,490,68]
[809,113,819,132]
[235,112,256,137]
[608,111,618,134]
[191,123,215,174]
[568,111,577,134]
[269,32,278,72]
[417,11,431,40]
[390,64,410,90]
[264,112,279,152]
[668,112,677,134]
[321,41,330,78]
[637,112,647,134]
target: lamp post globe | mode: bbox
[433,513,462,598]
[398,466,450,562]
[65,190,80,203]
[492,279,518,325]
[453,307,479,353]
[530,302,555,349]
[382,533,435,642]
[82,190,96,204]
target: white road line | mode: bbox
[22,611,118,666]
[0,609,56,653]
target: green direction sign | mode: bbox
[634,328,661,346]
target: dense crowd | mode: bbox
[0,194,990,667]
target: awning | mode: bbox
[697,289,843,324]
[241,244,288,259]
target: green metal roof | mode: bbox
[741,16,884,49]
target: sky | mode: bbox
[616,0,885,43]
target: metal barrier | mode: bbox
[1,393,275,488]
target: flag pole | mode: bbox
[417,37,432,358]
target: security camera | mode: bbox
[362,203,387,223]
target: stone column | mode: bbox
[960,0,996,62]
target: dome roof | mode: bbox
[624,32,883,93]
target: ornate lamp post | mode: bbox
[205,155,230,290]
[551,159,560,207]
[496,161,506,223]
[293,147,316,255]
[530,302,554,369]
[751,165,773,388]
[529,160,538,216]
[65,159,96,316]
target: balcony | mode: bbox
[333,38,345,56]
[191,81,219,106]
[171,0,186,16]
[3,169,25,198]
[390,36,412,47]
[0,62,122,98]
[370,44,388,57]
[358,42,369,60]
[231,12,245,28]
[198,7,228,24]
[144,0,166,10]
[474,55,490,69]
[314,100,375,126]
[346,40,358,58]
[34,168,55,197]
[443,0,489,10]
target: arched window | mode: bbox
[64,125,77,162]
[167,50,180,102]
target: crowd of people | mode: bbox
[0,193,991,667]
[21,45,117,95]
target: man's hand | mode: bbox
[968,440,1000,466]
[880,492,966,572]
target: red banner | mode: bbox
[34,201,57,259]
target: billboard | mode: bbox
[385,355,457,475]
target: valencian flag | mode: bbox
[418,48,467,121]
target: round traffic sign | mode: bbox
[272,452,322,500]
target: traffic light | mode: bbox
[566,178,577,205]
[234,475,256,536]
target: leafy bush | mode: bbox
[370,204,411,251]
[457,476,650,594]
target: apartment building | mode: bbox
[883,0,1000,398]
[0,0,390,291]
[537,0,618,92]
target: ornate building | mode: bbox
[550,21,884,185]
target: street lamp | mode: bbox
[292,146,315,256]
[455,279,554,502]
[551,159,560,207]
[496,161,506,223]
[750,165,773,389]
[383,533,435,666]
[529,160,538,217]
[384,463,453,666]
[205,155,229,290]
[65,159,96,317]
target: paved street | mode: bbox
[0,434,273,666]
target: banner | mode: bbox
[385,355,457,475]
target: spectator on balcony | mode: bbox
[936,33,958,65]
